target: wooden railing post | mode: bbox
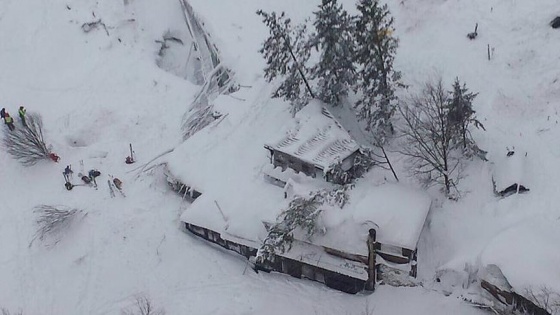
[366,228,377,291]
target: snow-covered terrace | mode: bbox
[313,181,432,256]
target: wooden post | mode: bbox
[129,143,134,161]
[410,250,418,278]
[365,228,377,291]
[487,44,491,60]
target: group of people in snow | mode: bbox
[63,164,102,190]
[62,163,123,195]
[0,106,27,131]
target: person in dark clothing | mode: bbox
[88,169,101,187]
[0,108,5,121]
[63,165,73,182]
[88,169,101,178]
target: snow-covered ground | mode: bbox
[0,0,558,313]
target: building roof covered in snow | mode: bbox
[179,171,431,261]
[169,95,431,272]
[264,100,360,170]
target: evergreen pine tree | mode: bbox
[353,0,401,144]
[311,0,355,106]
[447,78,484,153]
[257,10,314,115]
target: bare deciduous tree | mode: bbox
[3,112,51,166]
[122,295,165,315]
[398,78,463,197]
[29,205,86,247]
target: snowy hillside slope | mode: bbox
[388,0,560,298]
[0,0,557,314]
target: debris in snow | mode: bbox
[108,179,115,198]
[467,23,478,40]
[81,19,109,36]
[551,17,560,29]
[109,174,126,197]
[121,295,165,315]
[113,178,122,190]
[78,172,92,185]
[125,143,135,164]
[29,205,86,247]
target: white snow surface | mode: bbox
[1,0,558,313]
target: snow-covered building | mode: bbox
[175,177,431,293]
[166,98,432,294]
[264,101,361,184]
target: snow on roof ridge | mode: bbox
[293,125,330,157]
[312,138,354,164]
[276,135,299,148]
[265,102,359,169]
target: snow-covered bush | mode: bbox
[3,112,51,166]
[122,295,165,315]
[29,205,86,247]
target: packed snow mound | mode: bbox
[481,219,560,295]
